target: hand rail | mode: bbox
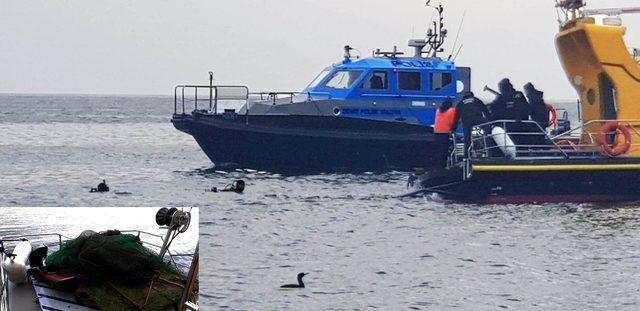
[467,120,575,160]
[459,119,640,163]
[248,92,300,105]
[174,85,250,115]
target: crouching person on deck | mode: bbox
[433,99,458,168]
[456,92,491,157]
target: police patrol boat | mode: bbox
[172,3,471,173]
[0,208,198,311]
[407,1,640,203]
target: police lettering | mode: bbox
[391,60,434,68]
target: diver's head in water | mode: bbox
[233,180,245,193]
[219,180,245,193]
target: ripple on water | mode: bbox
[2,95,640,309]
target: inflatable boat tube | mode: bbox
[492,126,517,159]
[2,240,32,284]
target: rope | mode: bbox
[107,281,139,309]
[157,276,186,288]
[107,271,161,310]
[139,272,160,310]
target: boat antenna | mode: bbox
[424,1,447,58]
[448,10,466,61]
[452,44,464,62]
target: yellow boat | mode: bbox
[410,0,640,203]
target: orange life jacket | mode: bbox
[434,108,458,133]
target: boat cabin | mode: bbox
[303,57,465,102]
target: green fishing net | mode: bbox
[44,230,197,310]
[75,267,190,311]
[45,230,164,282]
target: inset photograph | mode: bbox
[0,207,199,311]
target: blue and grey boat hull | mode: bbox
[172,111,438,173]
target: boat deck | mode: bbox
[33,278,97,311]
[6,277,97,311]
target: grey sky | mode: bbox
[1,0,638,99]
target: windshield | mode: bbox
[307,70,330,89]
[323,70,364,89]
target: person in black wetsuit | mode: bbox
[97,180,109,192]
[90,180,109,193]
[513,91,530,122]
[509,90,534,145]
[524,82,549,129]
[524,82,551,146]
[456,92,491,157]
[489,79,517,122]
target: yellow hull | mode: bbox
[556,18,640,155]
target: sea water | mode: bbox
[1,94,638,310]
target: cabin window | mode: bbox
[307,70,331,88]
[398,71,422,91]
[324,70,364,89]
[430,72,453,91]
[362,71,388,90]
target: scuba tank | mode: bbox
[491,126,517,159]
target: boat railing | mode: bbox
[249,92,301,105]
[466,120,571,160]
[550,119,640,145]
[119,229,195,272]
[461,119,640,162]
[174,84,250,115]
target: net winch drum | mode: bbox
[156,207,179,226]
[155,208,192,258]
[2,240,32,284]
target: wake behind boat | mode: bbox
[172,3,471,173]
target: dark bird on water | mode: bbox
[280,272,308,288]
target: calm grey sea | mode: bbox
[1,94,639,310]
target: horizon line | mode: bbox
[0,92,579,103]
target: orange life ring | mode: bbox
[546,103,557,127]
[598,121,632,156]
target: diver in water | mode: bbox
[211,180,245,193]
[433,99,458,168]
[90,180,109,193]
[456,92,491,157]
[489,78,517,121]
